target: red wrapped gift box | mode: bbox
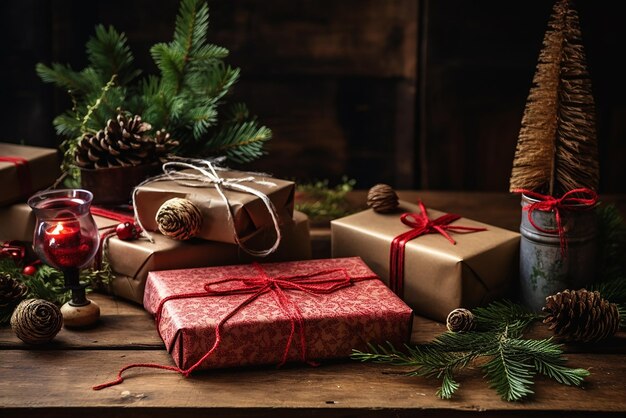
[144,257,413,371]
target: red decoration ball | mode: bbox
[115,222,139,241]
[22,265,37,276]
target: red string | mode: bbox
[0,156,33,199]
[90,206,138,269]
[93,263,375,390]
[389,201,487,297]
[513,188,598,257]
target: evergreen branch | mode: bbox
[86,25,141,86]
[204,121,271,163]
[351,300,589,401]
[36,63,92,93]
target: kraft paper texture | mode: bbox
[0,143,60,206]
[134,170,295,244]
[331,201,520,322]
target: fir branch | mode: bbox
[351,301,589,402]
[86,25,141,86]
[204,121,271,163]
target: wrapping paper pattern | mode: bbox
[144,257,413,370]
[331,201,520,322]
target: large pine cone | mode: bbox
[543,289,620,343]
[75,111,178,169]
[0,273,28,311]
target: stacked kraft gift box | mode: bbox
[1,142,520,375]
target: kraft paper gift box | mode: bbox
[134,168,294,244]
[143,257,413,370]
[108,211,311,304]
[0,143,60,207]
[331,201,520,322]
[0,203,311,304]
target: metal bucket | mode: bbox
[519,194,597,311]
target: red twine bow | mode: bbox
[0,156,33,199]
[1,241,26,263]
[513,188,598,257]
[389,201,487,297]
[93,263,373,390]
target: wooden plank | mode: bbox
[0,294,163,349]
[0,350,624,417]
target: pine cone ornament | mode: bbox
[367,184,399,213]
[156,198,203,240]
[446,308,476,332]
[75,110,154,169]
[0,273,28,311]
[11,299,62,345]
[543,289,620,342]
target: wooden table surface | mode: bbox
[1,191,625,418]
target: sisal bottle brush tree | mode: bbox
[510,0,601,311]
[509,0,599,197]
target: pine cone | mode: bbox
[75,110,154,169]
[446,308,476,332]
[11,299,62,345]
[367,184,399,213]
[156,198,203,240]
[0,273,28,311]
[153,129,180,162]
[543,289,620,342]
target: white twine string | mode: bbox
[132,158,282,257]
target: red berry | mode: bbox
[115,222,138,240]
[22,265,37,276]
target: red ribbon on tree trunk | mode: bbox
[93,263,376,390]
[0,156,33,199]
[389,201,487,297]
[513,188,598,257]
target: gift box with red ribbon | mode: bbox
[142,257,413,371]
[0,143,60,207]
[331,201,520,322]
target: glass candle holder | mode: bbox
[28,189,101,327]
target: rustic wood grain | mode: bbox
[1,350,624,417]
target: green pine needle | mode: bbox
[351,301,589,402]
[37,0,270,184]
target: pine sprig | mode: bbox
[352,301,589,401]
[37,0,270,184]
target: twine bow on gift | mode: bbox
[0,156,33,199]
[513,188,598,257]
[389,201,487,297]
[93,263,374,390]
[132,158,282,257]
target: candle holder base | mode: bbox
[61,299,100,328]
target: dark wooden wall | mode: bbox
[1,0,624,192]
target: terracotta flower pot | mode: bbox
[80,163,161,205]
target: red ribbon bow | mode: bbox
[0,156,33,199]
[93,263,373,390]
[513,188,598,257]
[389,201,487,297]
[1,241,26,262]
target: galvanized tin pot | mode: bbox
[519,193,597,311]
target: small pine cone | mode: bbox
[543,289,621,343]
[0,273,28,311]
[446,308,476,332]
[10,299,63,345]
[75,110,154,169]
[156,198,203,240]
[153,129,180,162]
[367,184,399,213]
